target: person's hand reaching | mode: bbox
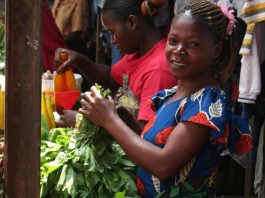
[56,110,78,128]
[78,86,117,128]
[54,48,80,73]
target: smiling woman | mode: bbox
[165,15,218,82]
[77,1,252,197]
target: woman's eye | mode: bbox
[188,43,198,48]
[168,38,177,46]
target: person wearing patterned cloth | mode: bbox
[79,1,253,197]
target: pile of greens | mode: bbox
[40,85,140,198]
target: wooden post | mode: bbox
[4,0,41,197]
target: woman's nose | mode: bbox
[173,45,187,56]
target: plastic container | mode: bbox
[53,50,81,113]
[0,75,4,130]
[42,74,82,114]
[0,75,4,91]
[42,73,83,92]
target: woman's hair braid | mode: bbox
[102,0,154,25]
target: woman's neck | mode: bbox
[174,78,217,100]
[137,27,162,57]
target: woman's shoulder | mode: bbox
[187,86,230,108]
[188,86,230,114]
[179,86,231,132]
[149,86,177,110]
[182,86,252,157]
[193,86,228,99]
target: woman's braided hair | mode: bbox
[102,0,155,25]
[177,1,238,83]
[102,0,142,23]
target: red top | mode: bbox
[111,38,178,121]
[42,4,68,72]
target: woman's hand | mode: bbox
[78,86,117,128]
[54,48,80,73]
[56,110,78,128]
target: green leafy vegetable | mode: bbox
[40,84,140,198]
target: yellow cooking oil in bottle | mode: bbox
[0,85,4,130]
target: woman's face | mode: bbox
[101,12,138,55]
[165,15,220,81]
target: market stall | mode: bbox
[1,0,265,197]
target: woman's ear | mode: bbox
[126,15,138,30]
[213,42,222,59]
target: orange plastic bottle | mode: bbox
[54,50,76,92]
[54,50,80,113]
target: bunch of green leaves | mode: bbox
[40,85,140,198]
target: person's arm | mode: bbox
[56,109,77,127]
[79,86,210,181]
[116,105,146,134]
[54,48,120,93]
[55,103,147,130]
[104,118,210,181]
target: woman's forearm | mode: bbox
[75,54,119,92]
[104,117,163,176]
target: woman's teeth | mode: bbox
[171,61,187,67]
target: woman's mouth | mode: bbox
[170,60,188,68]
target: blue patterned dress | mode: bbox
[136,86,253,198]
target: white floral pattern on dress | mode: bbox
[152,175,160,193]
[177,156,197,184]
[191,88,205,102]
[209,99,223,119]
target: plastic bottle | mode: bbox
[54,50,76,92]
[54,50,80,114]
[0,85,4,130]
